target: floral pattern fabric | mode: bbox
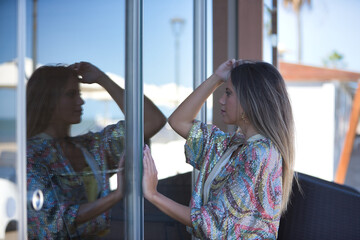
[185,120,282,240]
[27,121,125,239]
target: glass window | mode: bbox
[143,0,193,238]
[263,0,276,64]
[143,0,193,181]
[0,1,18,238]
[1,1,211,238]
[24,1,128,239]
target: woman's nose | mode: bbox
[78,96,85,105]
[219,94,225,105]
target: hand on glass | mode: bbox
[142,145,158,202]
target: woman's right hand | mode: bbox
[115,156,125,201]
[214,59,236,81]
[142,145,158,202]
[76,155,125,224]
[69,62,106,85]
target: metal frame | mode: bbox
[193,0,207,120]
[17,0,27,239]
[192,3,208,235]
[125,0,144,239]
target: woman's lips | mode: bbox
[74,109,83,115]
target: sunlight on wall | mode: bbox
[288,83,335,181]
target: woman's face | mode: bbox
[52,77,84,125]
[219,79,243,126]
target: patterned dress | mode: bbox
[27,121,125,239]
[185,121,282,239]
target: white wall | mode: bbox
[287,83,336,181]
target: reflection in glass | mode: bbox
[26,63,127,239]
[143,0,195,239]
[25,62,166,239]
[0,1,19,238]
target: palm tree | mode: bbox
[323,50,345,69]
[283,0,311,63]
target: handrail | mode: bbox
[335,80,360,184]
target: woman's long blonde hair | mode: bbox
[231,61,295,214]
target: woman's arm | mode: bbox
[142,145,192,226]
[72,62,166,140]
[143,94,167,140]
[95,73,166,139]
[168,59,235,139]
[71,62,125,113]
[76,157,125,224]
[76,188,121,224]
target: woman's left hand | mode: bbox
[142,145,158,201]
[69,61,105,84]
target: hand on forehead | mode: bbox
[233,59,255,68]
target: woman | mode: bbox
[143,59,295,239]
[26,62,166,239]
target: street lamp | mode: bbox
[170,18,185,104]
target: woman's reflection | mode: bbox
[26,62,166,239]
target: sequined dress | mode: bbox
[27,121,125,239]
[185,120,282,239]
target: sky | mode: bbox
[1,0,360,120]
[276,0,360,71]
[0,0,195,85]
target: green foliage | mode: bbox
[323,50,346,69]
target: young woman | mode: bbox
[143,59,295,239]
[26,62,166,239]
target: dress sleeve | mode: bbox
[84,120,126,169]
[184,120,231,170]
[27,156,79,239]
[189,140,283,239]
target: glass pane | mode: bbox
[24,0,127,239]
[0,1,18,239]
[263,0,273,63]
[143,0,193,239]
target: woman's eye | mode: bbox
[226,91,231,96]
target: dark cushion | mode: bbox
[277,172,360,240]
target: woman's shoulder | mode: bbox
[246,135,273,149]
[75,120,125,139]
[68,120,124,143]
[27,135,53,152]
[243,135,280,160]
[27,137,55,168]
[231,130,246,146]
[243,135,282,172]
[188,120,226,140]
